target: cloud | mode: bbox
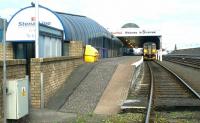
[161,21,200,50]
[0,8,18,21]
[39,0,82,14]
[1,0,200,50]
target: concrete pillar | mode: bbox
[160,49,162,61]
[158,49,162,61]
[159,36,162,61]
[156,52,158,60]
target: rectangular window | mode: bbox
[13,43,35,59]
[63,42,69,56]
[38,36,62,58]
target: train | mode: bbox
[143,42,157,60]
[123,48,143,56]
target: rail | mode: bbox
[156,61,200,99]
[167,54,200,58]
[145,62,154,123]
[145,61,200,122]
[163,56,200,69]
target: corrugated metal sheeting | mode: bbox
[55,12,123,57]
[56,12,110,43]
[7,5,123,58]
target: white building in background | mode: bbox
[109,23,162,61]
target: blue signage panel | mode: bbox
[0,29,3,42]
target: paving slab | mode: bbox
[94,57,141,114]
[46,63,97,110]
[28,56,142,122]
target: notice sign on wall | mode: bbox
[21,87,26,96]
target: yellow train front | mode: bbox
[143,42,157,60]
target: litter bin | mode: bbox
[84,45,99,63]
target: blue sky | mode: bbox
[0,0,200,50]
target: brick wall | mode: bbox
[69,41,84,57]
[0,59,26,122]
[0,43,14,60]
[30,56,83,108]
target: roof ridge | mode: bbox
[55,11,86,17]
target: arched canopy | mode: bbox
[121,23,140,28]
[6,5,119,46]
[6,5,123,58]
[55,12,111,43]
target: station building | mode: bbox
[5,5,123,60]
[110,23,162,60]
[0,6,161,119]
[0,5,123,113]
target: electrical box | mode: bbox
[6,76,29,119]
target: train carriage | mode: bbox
[143,42,157,60]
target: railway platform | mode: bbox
[28,56,143,123]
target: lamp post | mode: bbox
[35,0,39,58]
[2,18,7,123]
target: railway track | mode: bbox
[163,55,200,69]
[121,63,149,113]
[145,61,200,123]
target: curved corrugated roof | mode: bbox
[7,5,122,49]
[122,23,139,28]
[55,12,111,43]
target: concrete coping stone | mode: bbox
[0,59,26,66]
[31,56,83,63]
[131,57,143,67]
[70,40,83,43]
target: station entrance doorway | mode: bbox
[110,26,162,61]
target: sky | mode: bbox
[0,0,200,50]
